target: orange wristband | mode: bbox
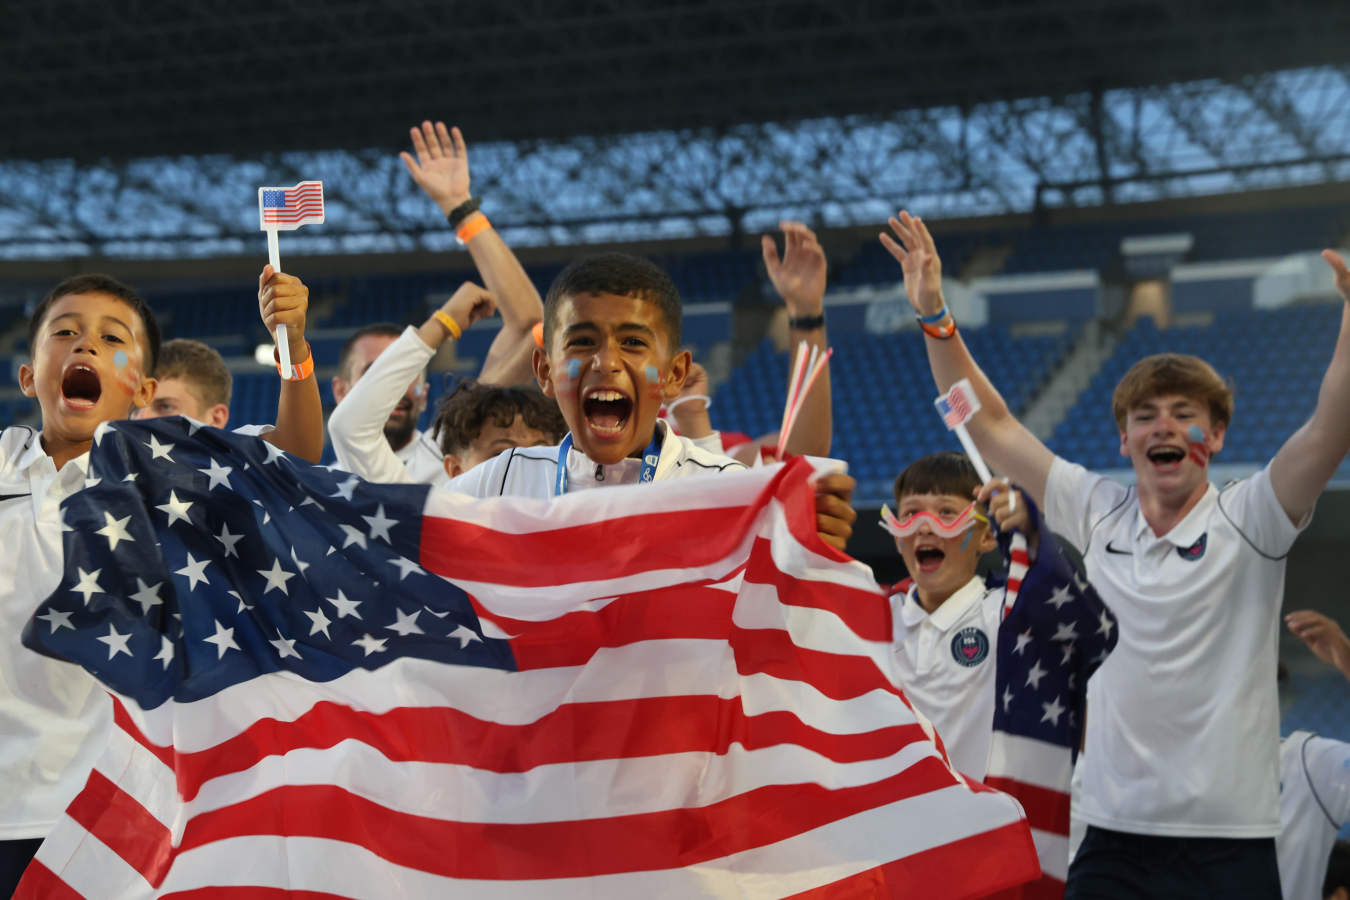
[920,317,957,340]
[274,341,315,381]
[433,310,462,340]
[456,212,491,244]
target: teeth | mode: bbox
[588,390,625,402]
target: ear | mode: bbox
[661,349,693,402]
[133,376,157,412]
[208,404,230,429]
[330,375,348,405]
[533,347,554,397]
[977,524,998,554]
[18,362,36,398]
[1118,429,1129,458]
[442,454,464,479]
[1208,419,1226,456]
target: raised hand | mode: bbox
[1322,249,1350,303]
[880,210,944,317]
[762,221,827,315]
[1286,609,1350,679]
[400,120,471,216]
[258,265,309,359]
[441,282,497,333]
[977,478,1032,537]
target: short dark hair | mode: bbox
[1326,840,1350,898]
[432,379,567,456]
[336,323,404,381]
[893,451,982,508]
[29,274,161,373]
[155,338,232,407]
[1112,353,1234,430]
[542,252,682,351]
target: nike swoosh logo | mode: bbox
[0,492,30,503]
[1105,541,1133,555]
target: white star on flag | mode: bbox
[155,491,194,527]
[1060,643,1076,665]
[175,553,211,591]
[154,635,175,669]
[203,619,241,659]
[72,567,103,604]
[270,631,302,660]
[83,475,101,489]
[352,633,387,656]
[332,477,359,501]
[1013,628,1033,656]
[339,524,368,550]
[145,434,175,462]
[94,421,113,445]
[1097,609,1115,639]
[257,559,296,595]
[290,547,311,575]
[122,473,137,483]
[304,606,333,638]
[362,504,397,543]
[1040,695,1066,727]
[449,625,482,649]
[1051,621,1079,643]
[36,608,74,633]
[1001,684,1015,713]
[386,608,424,637]
[215,522,245,558]
[1045,584,1074,610]
[198,458,233,491]
[130,578,164,615]
[97,625,134,660]
[326,590,362,619]
[1025,659,1047,690]
[263,441,288,465]
[389,556,423,580]
[95,511,134,550]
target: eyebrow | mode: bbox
[50,312,134,335]
[562,321,657,338]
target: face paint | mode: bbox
[114,350,129,369]
[564,359,581,381]
[111,347,140,396]
[959,529,974,551]
[879,502,988,540]
[1186,424,1210,467]
[644,365,662,398]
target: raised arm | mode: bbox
[402,120,542,386]
[328,284,496,483]
[880,211,1055,506]
[1267,250,1350,523]
[763,221,832,457]
[257,265,324,462]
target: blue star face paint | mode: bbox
[114,350,129,369]
[644,365,662,398]
[1186,424,1210,466]
[565,359,581,381]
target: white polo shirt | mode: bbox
[888,576,1002,780]
[1046,458,1307,837]
[394,428,449,486]
[0,426,110,840]
[1278,731,1350,900]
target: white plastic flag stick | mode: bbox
[779,346,832,457]
[778,341,809,447]
[265,228,291,373]
[258,181,325,377]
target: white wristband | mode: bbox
[665,394,711,414]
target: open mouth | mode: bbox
[914,545,946,573]
[582,388,633,437]
[1146,446,1185,468]
[61,364,103,410]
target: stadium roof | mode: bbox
[4,0,1348,161]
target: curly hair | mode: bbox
[432,379,567,456]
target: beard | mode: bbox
[383,409,418,452]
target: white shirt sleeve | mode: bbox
[327,326,434,485]
[1043,456,1126,552]
[1217,464,1310,559]
[687,431,725,456]
[1300,734,1350,827]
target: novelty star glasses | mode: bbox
[879,502,988,540]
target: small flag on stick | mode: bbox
[257,181,325,372]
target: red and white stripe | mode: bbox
[1002,533,1030,618]
[983,733,1073,898]
[20,460,1039,898]
[260,181,324,229]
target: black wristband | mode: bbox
[445,197,481,230]
[787,313,826,331]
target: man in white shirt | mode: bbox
[1,269,321,894]
[881,210,1350,896]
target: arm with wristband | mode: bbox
[401,121,543,386]
[328,284,495,484]
[257,265,324,462]
[880,210,1055,507]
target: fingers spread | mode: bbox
[450,125,467,157]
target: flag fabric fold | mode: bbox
[20,417,1040,898]
[987,494,1118,898]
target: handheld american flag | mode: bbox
[256,180,323,373]
[19,419,1041,899]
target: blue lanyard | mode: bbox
[554,429,663,497]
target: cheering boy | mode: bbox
[882,210,1350,897]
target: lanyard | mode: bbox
[554,429,663,497]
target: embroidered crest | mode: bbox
[1177,533,1207,562]
[951,627,990,667]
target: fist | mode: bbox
[442,282,496,333]
[258,265,309,348]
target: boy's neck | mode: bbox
[1137,476,1210,538]
[914,576,977,615]
[41,433,91,471]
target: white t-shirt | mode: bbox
[1046,458,1307,837]
[0,426,108,840]
[328,326,450,489]
[1278,731,1350,900]
[889,576,1002,779]
[444,419,745,499]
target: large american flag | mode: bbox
[986,495,1117,898]
[257,180,325,230]
[19,418,1040,898]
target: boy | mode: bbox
[431,378,566,479]
[0,267,315,895]
[882,211,1350,896]
[135,337,232,426]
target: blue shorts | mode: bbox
[1066,826,1281,899]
